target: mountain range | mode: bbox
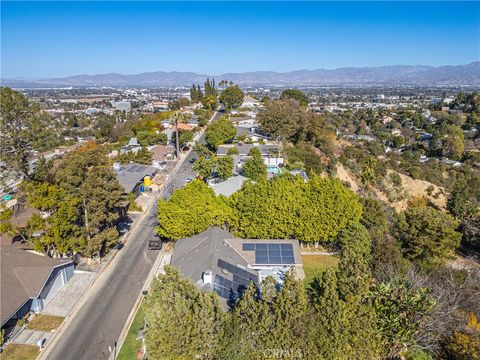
[2,62,479,88]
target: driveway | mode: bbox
[41,271,96,317]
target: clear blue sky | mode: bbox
[1,1,479,79]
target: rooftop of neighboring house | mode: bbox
[177,123,193,131]
[229,116,257,124]
[210,175,248,197]
[235,126,271,140]
[171,227,303,308]
[0,246,73,326]
[113,163,157,193]
[216,143,280,157]
[188,117,199,125]
[150,145,176,162]
[126,137,140,147]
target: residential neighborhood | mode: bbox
[1,2,479,360]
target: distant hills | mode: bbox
[2,62,479,88]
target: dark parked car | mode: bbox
[113,242,124,250]
[148,239,162,250]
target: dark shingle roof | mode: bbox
[114,163,157,193]
[1,246,73,325]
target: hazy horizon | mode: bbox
[3,61,479,82]
[2,1,479,79]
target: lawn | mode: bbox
[26,314,64,332]
[1,344,39,360]
[302,254,339,288]
[117,302,146,360]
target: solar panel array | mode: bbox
[214,259,258,299]
[242,243,295,265]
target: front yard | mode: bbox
[26,314,64,332]
[1,344,39,360]
[117,303,146,360]
[302,254,339,288]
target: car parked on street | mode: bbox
[148,239,162,250]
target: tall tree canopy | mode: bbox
[202,95,217,112]
[0,87,63,179]
[23,147,124,258]
[229,174,363,243]
[257,98,333,146]
[241,147,267,181]
[219,85,244,110]
[398,199,461,266]
[156,180,232,240]
[205,117,236,150]
[280,89,309,107]
[145,265,224,360]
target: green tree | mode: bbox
[94,114,116,139]
[0,87,61,179]
[214,156,234,181]
[257,99,305,142]
[205,117,236,150]
[145,265,224,360]
[31,156,53,183]
[371,278,436,358]
[192,156,214,179]
[135,147,153,165]
[231,271,307,358]
[308,268,382,359]
[136,131,167,146]
[219,85,244,110]
[226,147,239,156]
[229,174,363,243]
[336,223,373,299]
[194,143,214,159]
[257,98,332,146]
[202,95,217,111]
[448,181,478,220]
[117,147,152,165]
[54,148,124,257]
[156,180,232,240]
[25,182,83,256]
[443,125,465,160]
[241,147,267,181]
[361,198,407,278]
[398,201,461,266]
[173,130,194,150]
[280,89,309,107]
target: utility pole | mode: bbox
[174,112,180,159]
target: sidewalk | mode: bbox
[11,329,53,346]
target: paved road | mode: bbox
[168,109,224,191]
[45,205,159,360]
[43,110,223,360]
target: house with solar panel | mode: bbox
[171,227,304,308]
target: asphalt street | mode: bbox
[169,109,224,190]
[43,109,223,360]
[45,202,159,360]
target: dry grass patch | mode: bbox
[1,344,39,360]
[26,314,64,332]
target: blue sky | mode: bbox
[1,1,479,79]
